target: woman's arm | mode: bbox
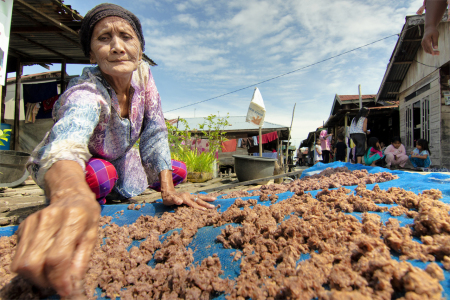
[139,68,215,209]
[422,0,447,55]
[362,118,368,133]
[12,83,103,297]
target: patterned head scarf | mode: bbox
[79,3,145,58]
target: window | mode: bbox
[405,96,430,148]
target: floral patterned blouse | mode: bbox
[26,62,172,198]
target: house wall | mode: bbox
[400,22,450,92]
[399,70,441,166]
[397,21,450,168]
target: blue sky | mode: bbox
[19,0,422,147]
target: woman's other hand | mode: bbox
[11,160,100,297]
[161,191,215,210]
[159,169,215,210]
[422,26,440,55]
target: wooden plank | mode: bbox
[199,170,304,193]
[15,0,79,37]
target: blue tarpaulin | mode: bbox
[1,162,450,299]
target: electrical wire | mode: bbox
[164,25,420,114]
[413,59,439,69]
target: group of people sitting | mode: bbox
[363,136,431,170]
[313,134,431,170]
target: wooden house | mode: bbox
[377,13,450,168]
[325,94,399,145]
[171,116,290,169]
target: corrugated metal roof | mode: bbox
[7,0,156,71]
[376,14,430,102]
[174,116,289,131]
[339,94,377,101]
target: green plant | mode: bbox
[165,114,229,174]
[0,129,11,146]
[197,113,230,154]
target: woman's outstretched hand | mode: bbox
[11,190,100,297]
[11,161,101,298]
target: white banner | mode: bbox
[246,87,266,127]
[0,0,13,86]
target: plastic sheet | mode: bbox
[2,162,450,299]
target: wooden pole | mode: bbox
[344,113,348,162]
[14,59,22,151]
[1,85,5,123]
[60,59,66,93]
[259,126,262,157]
[358,84,362,109]
[285,103,296,172]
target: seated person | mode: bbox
[409,139,432,169]
[384,136,408,169]
[364,137,385,167]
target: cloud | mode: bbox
[176,14,199,28]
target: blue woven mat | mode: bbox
[2,162,450,299]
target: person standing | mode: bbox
[319,130,332,163]
[349,107,370,164]
[314,138,323,164]
[334,133,347,162]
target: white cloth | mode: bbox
[314,145,323,163]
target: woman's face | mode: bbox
[90,16,142,78]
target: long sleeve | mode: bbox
[28,82,102,186]
[399,145,406,156]
[384,145,395,155]
[139,69,172,177]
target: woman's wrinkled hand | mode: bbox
[11,191,100,297]
[161,191,216,211]
[422,27,440,55]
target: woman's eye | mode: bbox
[99,36,109,41]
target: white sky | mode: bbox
[19,0,423,147]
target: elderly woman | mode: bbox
[11,3,215,297]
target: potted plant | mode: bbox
[166,114,229,183]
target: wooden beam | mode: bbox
[13,8,81,49]
[393,61,413,65]
[60,59,66,93]
[385,80,403,84]
[198,169,304,193]
[387,92,399,95]
[15,0,80,37]
[403,38,422,42]
[13,33,72,60]
[14,60,22,151]
[20,58,89,64]
[8,48,51,69]
[11,26,63,33]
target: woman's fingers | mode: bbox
[69,224,98,297]
[45,207,90,296]
[198,195,216,202]
[11,211,59,289]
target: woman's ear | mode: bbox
[89,51,96,64]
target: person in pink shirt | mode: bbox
[384,136,409,169]
[319,130,332,163]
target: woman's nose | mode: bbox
[110,36,126,54]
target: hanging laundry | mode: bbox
[25,103,40,123]
[221,139,237,152]
[42,95,60,112]
[237,138,243,148]
[257,131,278,144]
[252,136,258,146]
